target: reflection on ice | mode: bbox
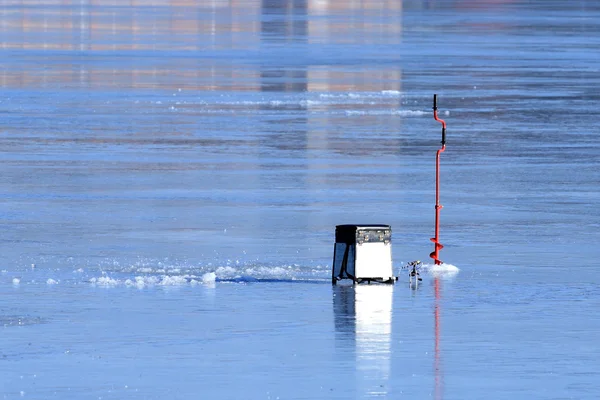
[355,285,393,397]
[333,284,393,397]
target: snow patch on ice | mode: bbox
[84,263,323,288]
[124,276,151,289]
[159,275,188,286]
[90,276,119,287]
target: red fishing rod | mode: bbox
[430,94,446,265]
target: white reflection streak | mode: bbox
[1,0,6,50]
[355,285,393,397]
[79,0,87,52]
[43,6,48,50]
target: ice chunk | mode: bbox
[202,272,216,284]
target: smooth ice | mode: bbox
[2,1,600,399]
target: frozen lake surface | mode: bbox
[1,1,600,399]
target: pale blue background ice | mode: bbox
[1,1,599,399]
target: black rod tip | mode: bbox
[433,94,438,110]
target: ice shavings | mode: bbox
[84,262,326,288]
[422,263,460,278]
[201,272,216,284]
[123,277,137,288]
[159,275,188,286]
[213,264,308,282]
[125,276,155,289]
[90,274,198,288]
[214,266,236,276]
[242,265,292,278]
[90,276,120,287]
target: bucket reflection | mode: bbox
[333,284,393,397]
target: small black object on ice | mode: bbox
[407,260,423,285]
